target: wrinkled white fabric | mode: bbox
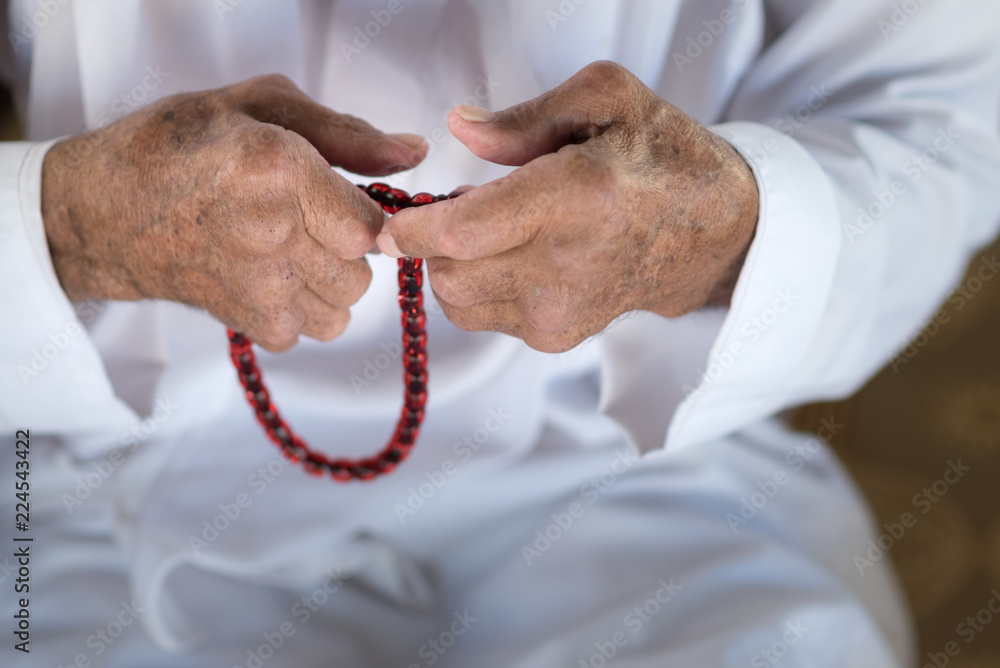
[2,0,999,666]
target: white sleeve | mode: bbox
[0,140,138,434]
[605,0,1000,451]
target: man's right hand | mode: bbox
[40,74,427,352]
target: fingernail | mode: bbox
[453,105,495,123]
[376,232,404,259]
[388,133,428,151]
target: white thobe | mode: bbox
[1,0,999,666]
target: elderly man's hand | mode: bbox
[41,74,427,352]
[378,61,758,353]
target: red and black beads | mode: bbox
[227,183,459,482]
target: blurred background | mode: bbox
[791,237,1000,665]
[4,85,998,665]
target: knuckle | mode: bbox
[216,130,310,251]
[339,223,378,259]
[307,308,350,342]
[259,72,295,88]
[242,262,300,306]
[339,259,373,305]
[240,73,298,97]
[248,216,298,250]
[523,305,563,335]
[523,331,578,355]
[239,212,300,254]
[428,262,477,308]
[217,125,302,198]
[325,189,380,259]
[581,60,632,91]
[256,308,304,346]
[240,125,299,177]
[226,74,307,128]
[256,337,297,353]
[521,285,573,334]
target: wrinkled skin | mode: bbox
[42,63,758,356]
[42,74,427,352]
[379,61,759,353]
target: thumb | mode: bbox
[240,74,428,176]
[447,103,566,167]
[447,61,642,167]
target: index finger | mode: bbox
[297,147,384,260]
[379,158,558,261]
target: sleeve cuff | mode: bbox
[664,122,842,450]
[0,139,138,438]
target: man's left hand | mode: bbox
[378,61,759,353]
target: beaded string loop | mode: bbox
[228,183,459,482]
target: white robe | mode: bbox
[2,0,999,666]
